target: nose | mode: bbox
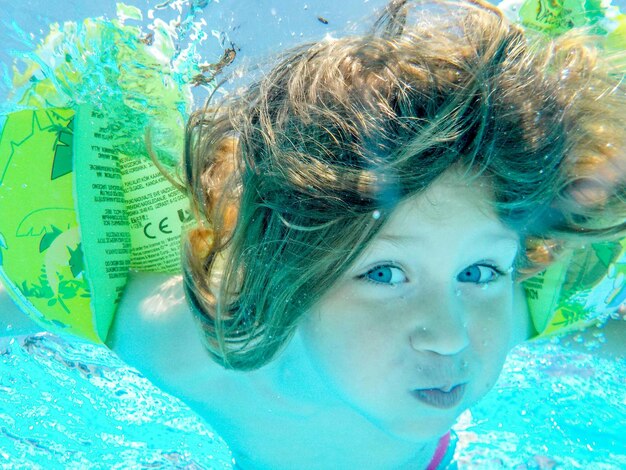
[408,291,470,356]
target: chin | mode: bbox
[376,408,465,443]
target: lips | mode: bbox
[411,383,467,409]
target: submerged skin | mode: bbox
[107,172,531,469]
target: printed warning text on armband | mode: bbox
[114,285,125,304]
[98,230,131,247]
[73,103,135,339]
[105,259,131,279]
[91,107,124,141]
[77,131,131,279]
[125,186,185,214]
[90,145,117,160]
[129,235,183,272]
[102,209,128,227]
[523,274,544,301]
[119,155,192,273]
[524,287,539,301]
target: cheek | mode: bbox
[300,300,403,400]
[468,291,514,389]
[467,281,515,337]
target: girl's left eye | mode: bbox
[361,265,407,285]
[457,264,503,284]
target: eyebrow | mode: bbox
[377,228,519,246]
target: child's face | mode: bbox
[299,172,523,441]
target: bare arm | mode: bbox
[106,271,217,395]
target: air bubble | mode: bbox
[372,210,381,220]
[593,331,606,343]
[455,289,461,297]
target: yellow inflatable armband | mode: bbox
[523,239,626,338]
[0,105,192,343]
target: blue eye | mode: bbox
[457,264,501,284]
[362,265,406,285]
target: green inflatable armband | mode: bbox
[0,105,192,343]
[523,239,626,338]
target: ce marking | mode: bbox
[143,217,173,239]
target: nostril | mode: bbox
[409,327,429,351]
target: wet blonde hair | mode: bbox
[179,0,626,369]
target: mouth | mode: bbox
[411,383,467,409]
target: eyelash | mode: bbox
[357,264,405,286]
[466,263,505,285]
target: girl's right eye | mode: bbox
[360,265,407,285]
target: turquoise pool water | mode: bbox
[1,1,626,468]
[0,333,233,468]
[1,332,624,468]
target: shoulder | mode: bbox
[106,271,220,395]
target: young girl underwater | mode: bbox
[2,0,626,468]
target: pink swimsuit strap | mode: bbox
[426,432,451,470]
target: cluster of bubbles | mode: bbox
[2,1,222,168]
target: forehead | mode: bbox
[379,172,516,243]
